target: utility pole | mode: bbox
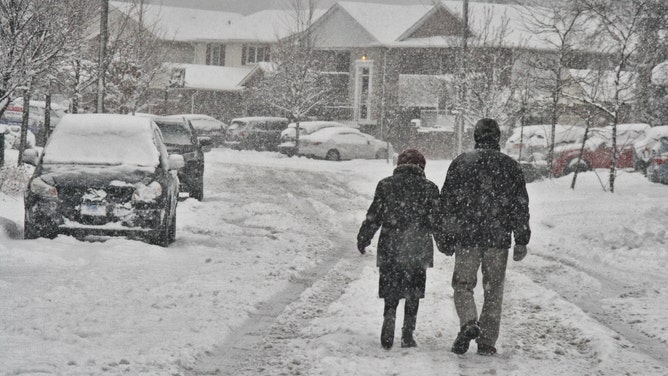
[456,0,469,154]
[97,0,109,113]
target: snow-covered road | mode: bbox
[1,148,667,375]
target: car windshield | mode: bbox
[190,119,222,131]
[659,138,668,153]
[156,122,192,145]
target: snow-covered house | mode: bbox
[304,1,616,155]
[105,2,323,121]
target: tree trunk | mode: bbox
[18,89,32,166]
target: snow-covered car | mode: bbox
[152,116,208,201]
[0,124,36,150]
[551,123,651,177]
[646,136,668,184]
[278,121,351,156]
[297,127,394,161]
[167,114,227,147]
[505,124,585,162]
[225,116,289,151]
[22,114,183,246]
[632,125,668,173]
[1,98,66,146]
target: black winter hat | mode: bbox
[474,118,501,144]
[397,148,426,170]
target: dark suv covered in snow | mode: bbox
[22,114,183,246]
[152,116,208,200]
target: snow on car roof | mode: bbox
[302,126,362,142]
[42,114,161,167]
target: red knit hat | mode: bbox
[397,149,426,170]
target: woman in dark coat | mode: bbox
[357,149,441,349]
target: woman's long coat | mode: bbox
[357,164,440,299]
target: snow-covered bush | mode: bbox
[0,165,32,196]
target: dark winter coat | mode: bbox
[438,144,531,249]
[357,164,440,299]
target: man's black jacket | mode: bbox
[438,144,531,249]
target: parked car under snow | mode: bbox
[646,136,668,184]
[632,125,668,174]
[297,127,394,161]
[551,123,650,177]
[278,121,352,156]
[22,114,183,246]
[151,116,208,201]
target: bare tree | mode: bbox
[521,0,589,175]
[577,0,649,193]
[0,0,89,164]
[252,0,332,148]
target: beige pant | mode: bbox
[452,246,509,347]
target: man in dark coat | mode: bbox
[438,118,531,356]
[357,149,440,349]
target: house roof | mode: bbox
[222,9,327,42]
[395,1,603,51]
[313,2,432,46]
[161,64,266,91]
[110,1,242,42]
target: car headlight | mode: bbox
[132,181,163,203]
[30,177,58,198]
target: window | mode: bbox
[354,60,373,123]
[206,44,225,66]
[243,45,269,65]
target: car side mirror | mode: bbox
[22,148,40,166]
[168,154,185,171]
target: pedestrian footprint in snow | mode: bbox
[357,149,442,349]
[437,118,531,356]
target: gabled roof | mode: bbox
[223,9,327,43]
[110,1,242,42]
[310,2,432,47]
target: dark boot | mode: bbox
[401,315,417,348]
[451,320,481,355]
[381,315,396,349]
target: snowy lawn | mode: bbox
[1,148,667,375]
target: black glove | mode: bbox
[513,245,527,261]
[439,244,455,257]
[357,243,366,255]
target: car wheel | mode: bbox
[375,149,388,159]
[325,149,340,161]
[169,211,176,242]
[149,208,172,247]
[190,176,204,201]
[24,211,57,240]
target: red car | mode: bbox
[552,123,650,177]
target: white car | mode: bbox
[632,125,668,173]
[297,127,394,161]
[278,121,352,155]
[505,124,585,162]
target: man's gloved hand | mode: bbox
[439,244,456,257]
[357,243,366,255]
[513,244,527,261]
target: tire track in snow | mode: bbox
[185,160,370,375]
[526,252,668,365]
